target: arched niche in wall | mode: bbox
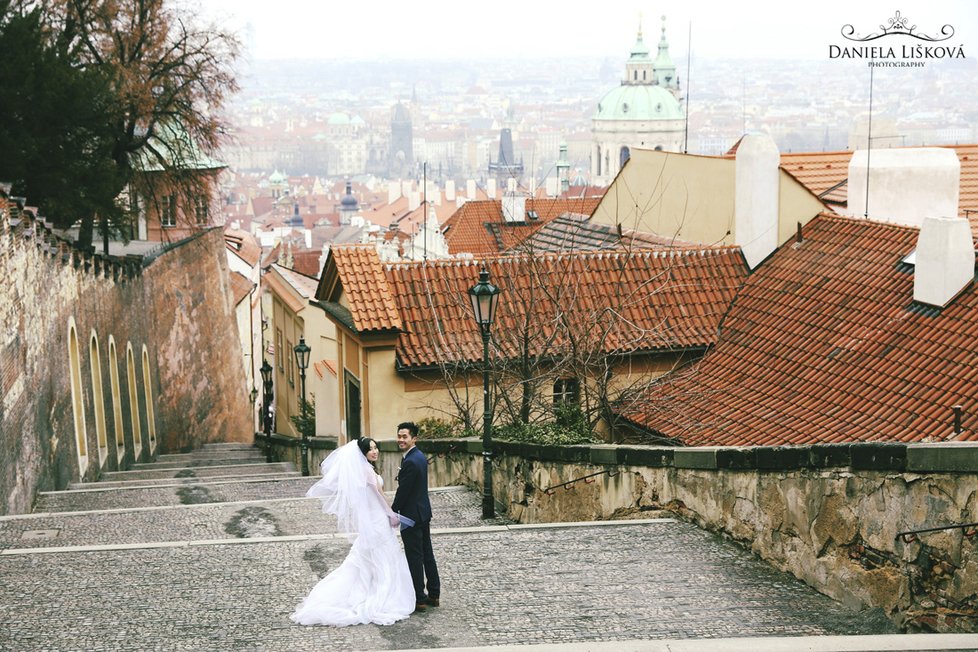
[68,318,88,475]
[141,345,157,454]
[126,342,143,461]
[108,336,125,465]
[89,331,108,467]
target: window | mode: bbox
[161,194,177,227]
[276,329,284,370]
[194,195,209,225]
[553,378,580,405]
[286,339,294,386]
[345,372,362,440]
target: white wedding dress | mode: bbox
[291,444,415,627]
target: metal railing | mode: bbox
[541,469,619,496]
[897,522,978,543]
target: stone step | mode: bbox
[68,471,304,491]
[133,455,267,470]
[4,487,490,550]
[200,442,256,451]
[156,449,264,462]
[90,462,295,483]
[36,475,318,512]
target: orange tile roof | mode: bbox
[620,213,978,445]
[778,144,978,235]
[327,246,402,332]
[228,271,255,307]
[383,248,747,368]
[224,228,262,267]
[290,250,322,278]
[443,197,602,255]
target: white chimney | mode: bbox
[848,148,960,228]
[445,180,456,202]
[735,133,780,269]
[388,182,402,204]
[502,192,527,223]
[408,191,420,211]
[545,177,559,197]
[913,215,975,307]
[402,180,413,196]
[466,179,477,199]
[507,178,517,192]
[487,179,497,200]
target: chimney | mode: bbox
[445,180,456,202]
[545,177,559,197]
[734,133,780,269]
[487,178,497,200]
[507,178,517,193]
[913,215,975,307]
[502,191,527,223]
[388,182,402,204]
[466,179,477,199]
[408,191,420,211]
[848,148,960,228]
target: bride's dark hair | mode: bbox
[357,437,377,470]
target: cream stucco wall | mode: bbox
[591,149,825,248]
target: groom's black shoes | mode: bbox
[413,603,427,613]
[426,597,440,607]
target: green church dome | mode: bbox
[594,84,683,121]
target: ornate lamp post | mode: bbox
[293,336,312,476]
[468,268,501,519]
[260,359,273,463]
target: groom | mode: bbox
[392,421,441,612]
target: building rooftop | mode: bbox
[620,213,978,446]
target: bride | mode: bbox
[290,438,415,626]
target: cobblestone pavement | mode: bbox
[0,488,500,551]
[0,518,900,652]
[0,445,933,652]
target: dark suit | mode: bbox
[392,446,440,603]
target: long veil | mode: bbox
[306,440,373,540]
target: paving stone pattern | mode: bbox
[0,488,499,551]
[0,444,903,651]
[0,521,898,651]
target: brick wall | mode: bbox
[0,204,250,516]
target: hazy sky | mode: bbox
[194,0,978,62]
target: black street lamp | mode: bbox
[468,268,501,519]
[260,359,274,463]
[294,336,312,476]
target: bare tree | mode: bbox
[25,0,240,251]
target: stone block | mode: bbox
[674,448,718,470]
[716,447,755,470]
[809,444,851,468]
[589,445,618,465]
[618,446,673,468]
[907,443,978,473]
[755,446,807,470]
[850,443,906,471]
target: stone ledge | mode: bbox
[907,443,978,472]
[397,439,978,473]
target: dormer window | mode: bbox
[526,210,539,220]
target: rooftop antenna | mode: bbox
[865,64,874,218]
[683,20,691,153]
[423,161,428,261]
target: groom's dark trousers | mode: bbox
[392,446,440,603]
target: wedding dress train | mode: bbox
[291,461,415,627]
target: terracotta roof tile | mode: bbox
[621,213,978,445]
[443,197,602,255]
[329,246,402,332]
[384,247,747,368]
[228,271,255,307]
[778,144,978,235]
[224,228,262,267]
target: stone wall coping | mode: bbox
[392,438,978,473]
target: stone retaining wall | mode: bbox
[0,205,250,516]
[375,438,978,633]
